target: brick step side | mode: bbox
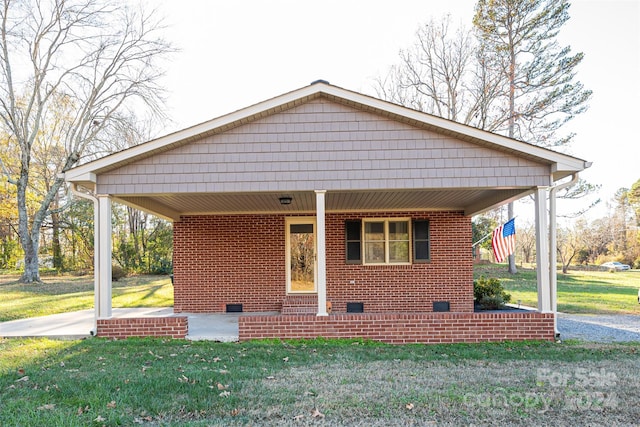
[282,295,318,315]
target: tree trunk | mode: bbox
[52,210,62,270]
[16,163,41,282]
[507,202,517,274]
[21,236,40,282]
[506,25,517,275]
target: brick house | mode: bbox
[64,81,589,343]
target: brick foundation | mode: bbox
[173,211,473,314]
[96,317,188,339]
[239,312,555,344]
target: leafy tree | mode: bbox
[379,1,592,273]
[0,0,173,282]
[628,178,640,227]
[473,0,592,273]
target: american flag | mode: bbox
[492,218,516,263]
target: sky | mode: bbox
[156,0,639,222]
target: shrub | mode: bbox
[112,264,127,281]
[473,276,511,310]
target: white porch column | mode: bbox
[97,195,113,319]
[534,187,551,313]
[315,190,328,316]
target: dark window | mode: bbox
[345,220,362,264]
[413,220,430,263]
[347,219,429,264]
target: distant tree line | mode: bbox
[474,178,640,272]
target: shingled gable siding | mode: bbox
[172,211,473,313]
[96,99,551,195]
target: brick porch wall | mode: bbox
[239,312,555,344]
[172,211,473,313]
[96,317,188,339]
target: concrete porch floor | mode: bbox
[0,308,275,342]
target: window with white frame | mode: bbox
[363,219,410,264]
[345,218,430,265]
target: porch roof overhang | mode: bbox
[107,188,531,221]
[64,81,590,221]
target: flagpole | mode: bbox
[472,216,518,248]
[472,232,493,248]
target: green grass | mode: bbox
[0,274,173,322]
[1,265,639,322]
[1,338,638,426]
[475,265,640,314]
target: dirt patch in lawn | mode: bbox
[252,358,640,426]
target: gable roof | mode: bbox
[64,80,589,188]
[63,81,591,221]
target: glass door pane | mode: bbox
[289,223,316,293]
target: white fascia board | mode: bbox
[63,171,97,185]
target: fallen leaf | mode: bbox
[311,408,324,418]
[231,408,240,416]
[218,369,229,374]
[216,383,228,390]
[212,357,221,362]
[94,415,105,422]
[77,405,90,415]
[107,401,117,409]
[266,376,276,380]
[293,414,305,421]
[282,357,289,362]
[406,403,415,410]
[59,361,65,367]
[38,404,56,410]
[15,376,29,382]
[219,390,231,397]
[17,368,25,375]
[97,357,105,361]
[170,353,177,357]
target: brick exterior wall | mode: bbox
[172,211,473,314]
[239,312,555,344]
[96,317,188,339]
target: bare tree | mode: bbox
[557,224,585,273]
[0,0,173,282]
[376,15,494,125]
[516,221,536,264]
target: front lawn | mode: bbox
[1,338,638,426]
[0,274,173,322]
[475,265,640,314]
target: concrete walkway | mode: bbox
[0,308,250,341]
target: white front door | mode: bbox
[286,217,317,294]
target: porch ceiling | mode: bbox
[115,188,530,221]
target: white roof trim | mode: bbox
[64,82,589,183]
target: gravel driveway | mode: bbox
[557,313,640,342]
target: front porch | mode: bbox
[89,307,555,344]
[238,311,555,344]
